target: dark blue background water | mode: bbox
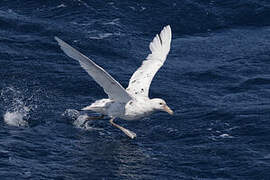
[0,0,270,179]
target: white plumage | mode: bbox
[55,25,173,139]
[127,25,172,97]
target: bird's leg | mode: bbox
[86,114,104,120]
[110,118,136,139]
[83,114,104,127]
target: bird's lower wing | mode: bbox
[55,37,132,103]
[126,25,172,97]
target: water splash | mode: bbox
[73,114,92,129]
[62,109,80,120]
[62,109,103,131]
[3,111,28,127]
[1,86,38,127]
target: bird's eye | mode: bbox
[159,103,163,105]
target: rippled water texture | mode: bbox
[0,0,270,179]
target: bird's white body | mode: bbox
[55,25,173,138]
[83,98,154,120]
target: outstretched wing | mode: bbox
[126,25,172,97]
[55,37,132,103]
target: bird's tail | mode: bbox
[81,99,111,114]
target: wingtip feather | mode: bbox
[54,36,62,43]
[148,25,172,60]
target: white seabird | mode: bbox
[55,25,173,139]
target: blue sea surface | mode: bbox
[0,0,270,179]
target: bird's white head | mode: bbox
[150,98,173,115]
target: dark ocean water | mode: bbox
[0,0,270,179]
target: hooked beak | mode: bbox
[163,105,174,115]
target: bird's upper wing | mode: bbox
[126,25,172,97]
[55,37,132,103]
